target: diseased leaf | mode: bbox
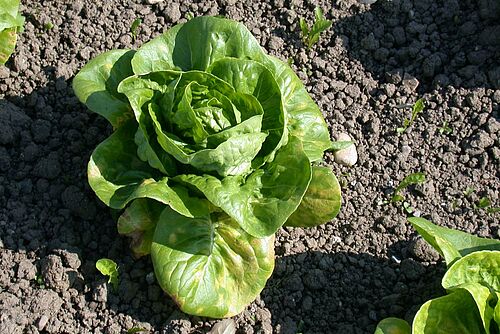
[408,217,500,266]
[117,198,165,257]
[374,318,411,334]
[285,166,341,227]
[72,50,136,127]
[0,27,16,65]
[175,137,312,238]
[412,289,484,334]
[151,204,274,318]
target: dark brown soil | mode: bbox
[0,0,498,333]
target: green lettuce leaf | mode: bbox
[151,204,274,318]
[375,318,411,334]
[412,289,484,334]
[447,282,496,334]
[87,120,194,216]
[285,166,341,227]
[267,56,331,162]
[408,217,500,266]
[131,16,267,74]
[442,251,500,291]
[72,50,136,127]
[174,136,311,238]
[0,27,16,65]
[117,198,165,257]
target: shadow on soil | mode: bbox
[259,249,444,334]
[331,0,500,91]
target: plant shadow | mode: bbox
[258,248,445,334]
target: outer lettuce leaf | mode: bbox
[267,56,331,162]
[494,293,500,326]
[174,136,311,238]
[408,217,500,266]
[285,166,341,227]
[412,289,484,334]
[447,282,496,334]
[151,204,274,318]
[131,16,267,74]
[442,251,500,291]
[0,0,22,18]
[87,120,194,216]
[0,27,16,65]
[117,198,165,257]
[72,50,136,127]
[374,318,411,334]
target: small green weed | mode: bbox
[299,7,332,49]
[396,98,425,134]
[130,18,142,42]
[438,121,452,135]
[391,172,426,202]
[96,258,119,291]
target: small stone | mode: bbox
[93,283,108,303]
[409,237,440,262]
[0,66,10,79]
[334,133,358,167]
[384,83,396,97]
[17,259,37,280]
[267,36,283,51]
[41,255,70,291]
[402,73,419,91]
[37,315,49,330]
[164,2,181,22]
[146,0,164,3]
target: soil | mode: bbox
[0,0,498,333]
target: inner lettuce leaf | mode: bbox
[73,16,342,318]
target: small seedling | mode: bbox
[463,187,475,197]
[130,18,142,42]
[396,98,425,134]
[391,172,426,202]
[438,121,452,135]
[185,12,194,20]
[299,7,332,49]
[127,328,147,334]
[35,273,45,288]
[402,201,415,214]
[96,258,119,290]
[43,22,54,30]
[474,196,499,213]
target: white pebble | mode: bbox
[334,133,358,167]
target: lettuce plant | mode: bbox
[73,16,342,318]
[0,0,24,65]
[375,217,500,334]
